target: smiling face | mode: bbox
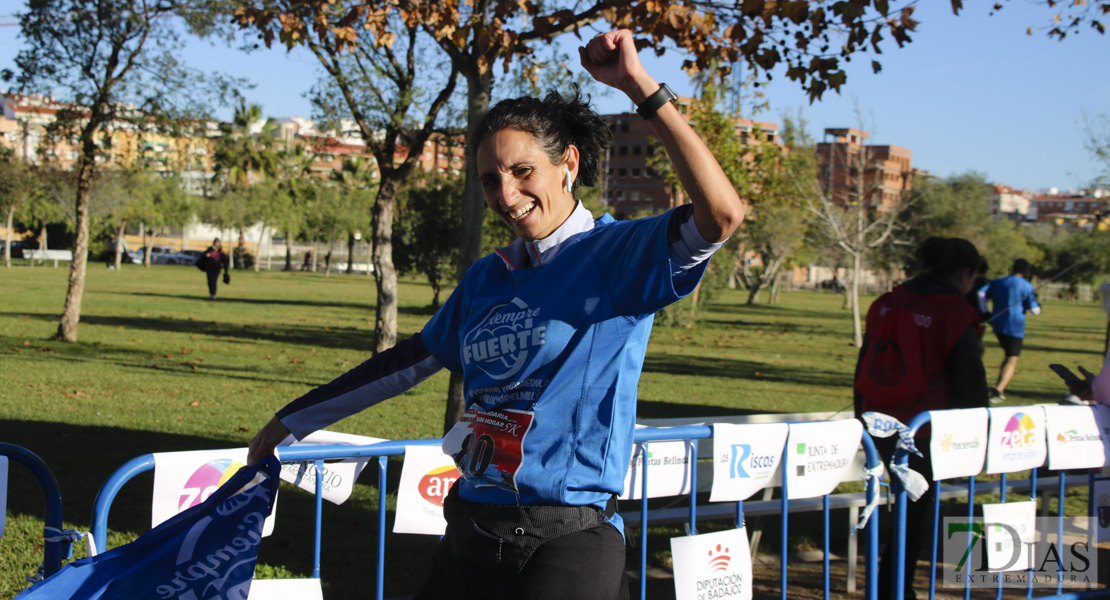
[476,129,579,242]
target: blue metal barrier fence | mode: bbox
[90,424,884,600]
[0,443,67,579]
[892,409,1110,600]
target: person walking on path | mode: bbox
[247,28,744,600]
[979,258,1041,404]
[201,238,230,300]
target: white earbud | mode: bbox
[564,167,573,193]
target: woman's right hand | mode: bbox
[248,416,290,465]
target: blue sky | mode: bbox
[1,2,1106,192]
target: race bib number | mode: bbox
[442,405,534,493]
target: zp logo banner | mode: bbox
[152,448,277,537]
[985,406,1046,474]
[709,423,787,503]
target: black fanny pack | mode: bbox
[442,486,617,574]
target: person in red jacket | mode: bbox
[854,236,989,600]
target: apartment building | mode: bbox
[815,127,913,210]
[1029,193,1108,226]
[0,92,217,173]
[988,183,1032,221]
[602,103,779,219]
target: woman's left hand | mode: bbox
[579,30,654,103]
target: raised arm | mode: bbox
[579,30,745,243]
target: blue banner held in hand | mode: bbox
[17,456,280,600]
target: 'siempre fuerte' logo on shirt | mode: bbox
[462,298,546,381]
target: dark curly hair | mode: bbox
[915,236,984,279]
[471,86,612,193]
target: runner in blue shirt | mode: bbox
[979,258,1041,403]
[248,29,745,600]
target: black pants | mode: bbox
[206,270,220,296]
[874,435,935,600]
[414,522,630,600]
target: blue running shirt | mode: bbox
[981,275,1039,338]
[423,208,708,514]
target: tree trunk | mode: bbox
[284,234,293,271]
[346,233,355,275]
[236,226,246,270]
[114,219,126,270]
[4,205,13,269]
[850,253,863,348]
[142,225,151,268]
[371,177,399,352]
[769,271,783,304]
[688,280,701,325]
[445,65,494,432]
[57,156,95,342]
[746,279,764,304]
[254,224,265,272]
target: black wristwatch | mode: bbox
[636,83,677,120]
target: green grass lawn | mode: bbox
[1,263,1106,598]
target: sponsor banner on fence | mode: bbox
[393,445,460,536]
[670,527,752,600]
[152,448,276,536]
[0,456,6,539]
[247,578,324,600]
[985,406,1047,474]
[278,430,385,505]
[784,419,862,500]
[621,438,692,501]
[1044,404,1109,470]
[929,408,988,481]
[710,423,787,503]
[983,501,1037,572]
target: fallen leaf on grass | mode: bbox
[236,426,250,433]
[188,364,198,370]
[39,347,52,352]
[189,400,200,407]
[23,341,31,346]
[11,348,21,352]
[754,371,763,376]
[181,347,193,355]
[265,355,272,360]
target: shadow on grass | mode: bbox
[1,420,440,598]
[642,354,853,388]
[4,311,378,353]
[91,290,440,317]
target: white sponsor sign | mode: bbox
[784,420,863,500]
[929,408,989,480]
[983,501,1037,572]
[671,527,752,600]
[621,438,693,500]
[152,449,276,536]
[1044,405,1109,470]
[393,445,460,536]
[0,456,7,539]
[248,578,323,600]
[985,407,1047,474]
[710,423,787,503]
[278,430,385,504]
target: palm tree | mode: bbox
[211,101,277,268]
